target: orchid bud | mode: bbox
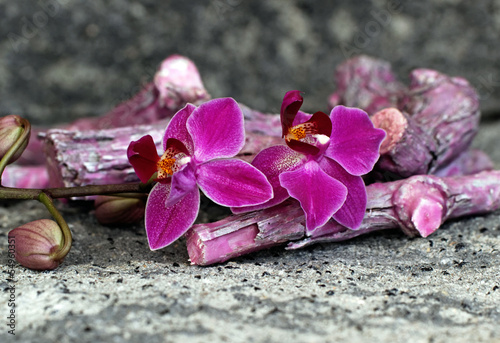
[94,195,146,225]
[8,219,65,270]
[0,115,31,164]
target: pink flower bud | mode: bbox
[94,196,145,225]
[8,219,65,270]
[0,115,30,165]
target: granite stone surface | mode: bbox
[0,122,499,343]
[1,1,500,342]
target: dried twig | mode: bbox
[187,171,500,265]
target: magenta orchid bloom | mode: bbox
[127,98,273,250]
[234,90,386,234]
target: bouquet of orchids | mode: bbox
[2,55,499,270]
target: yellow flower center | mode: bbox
[287,126,306,140]
[157,157,176,179]
[285,122,316,141]
[155,146,190,180]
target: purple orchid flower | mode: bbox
[127,98,273,250]
[233,90,386,234]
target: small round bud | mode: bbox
[8,219,65,270]
[0,115,30,164]
[94,195,146,225]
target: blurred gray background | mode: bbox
[1,0,499,125]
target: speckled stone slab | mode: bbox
[0,122,499,343]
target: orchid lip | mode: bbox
[283,110,333,156]
[285,122,317,142]
[155,137,192,180]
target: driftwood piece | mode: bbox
[43,117,283,190]
[186,171,500,265]
[327,55,407,115]
[329,56,481,179]
[1,165,49,188]
[402,69,480,172]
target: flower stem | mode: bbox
[38,192,72,261]
[0,182,151,201]
[0,181,152,269]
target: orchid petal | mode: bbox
[279,161,347,233]
[281,90,303,137]
[187,98,244,162]
[232,145,305,213]
[292,110,311,126]
[325,105,386,175]
[320,157,367,229]
[166,163,197,207]
[164,103,196,153]
[145,183,200,250]
[305,111,332,137]
[164,138,190,156]
[127,135,160,183]
[196,159,273,207]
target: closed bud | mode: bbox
[94,195,146,225]
[0,115,31,164]
[8,219,65,270]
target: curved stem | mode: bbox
[0,182,151,201]
[0,118,31,184]
[38,192,72,261]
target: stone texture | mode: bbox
[0,123,498,343]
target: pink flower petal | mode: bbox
[305,111,332,137]
[320,157,367,229]
[163,138,191,158]
[196,159,273,207]
[127,135,160,183]
[281,90,303,137]
[164,103,196,154]
[232,145,305,213]
[292,110,311,126]
[279,161,347,233]
[166,163,197,207]
[325,105,386,175]
[187,98,244,162]
[145,183,200,250]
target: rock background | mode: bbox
[1,0,500,124]
[1,1,500,342]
